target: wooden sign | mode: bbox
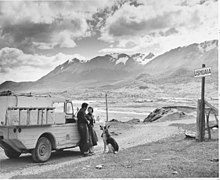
[194,67,211,77]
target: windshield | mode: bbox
[66,102,73,114]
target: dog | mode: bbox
[100,125,119,154]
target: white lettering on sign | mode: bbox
[194,67,211,77]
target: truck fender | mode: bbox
[36,132,56,150]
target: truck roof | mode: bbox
[0,90,72,103]
[0,90,51,97]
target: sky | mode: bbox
[0,0,218,83]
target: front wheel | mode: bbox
[4,149,21,159]
[32,137,52,163]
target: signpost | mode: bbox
[194,64,211,142]
[194,66,211,77]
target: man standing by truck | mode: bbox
[77,103,92,156]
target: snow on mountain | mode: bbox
[144,52,155,60]
[109,53,130,65]
[131,53,145,64]
[198,40,218,53]
[68,58,78,64]
[108,52,155,65]
[110,53,120,59]
[115,57,129,64]
[131,52,155,65]
[59,58,87,71]
[68,58,87,64]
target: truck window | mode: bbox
[66,102,73,114]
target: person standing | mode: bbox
[86,107,98,154]
[77,103,91,156]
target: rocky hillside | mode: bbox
[144,40,218,76]
[135,40,218,85]
[36,53,154,89]
[0,52,154,91]
[0,40,218,92]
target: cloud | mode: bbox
[32,30,78,50]
[1,17,89,52]
[99,0,218,54]
[100,4,180,38]
[0,47,85,83]
[0,1,94,53]
[0,0,218,59]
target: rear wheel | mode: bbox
[31,149,38,162]
[4,149,21,159]
[32,137,52,163]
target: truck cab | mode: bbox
[0,91,82,162]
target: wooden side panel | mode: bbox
[16,124,80,149]
[54,112,65,124]
[47,110,54,124]
[20,110,28,125]
[0,127,9,138]
[0,96,17,125]
[0,95,53,126]
[29,110,38,125]
[54,124,80,149]
[38,109,48,125]
[8,128,18,139]
[6,109,55,126]
[6,110,20,126]
[16,127,41,148]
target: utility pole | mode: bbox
[105,93,108,122]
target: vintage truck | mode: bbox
[0,91,82,162]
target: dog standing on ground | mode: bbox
[100,125,119,154]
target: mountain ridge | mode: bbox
[0,40,218,92]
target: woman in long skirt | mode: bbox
[86,107,98,154]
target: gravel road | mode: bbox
[0,118,196,178]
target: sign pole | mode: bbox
[194,64,211,142]
[199,64,206,141]
[105,93,108,122]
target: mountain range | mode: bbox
[0,40,218,92]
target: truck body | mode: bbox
[0,92,81,162]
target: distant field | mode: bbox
[23,78,218,123]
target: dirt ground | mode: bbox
[15,123,219,178]
[0,118,182,178]
[1,117,218,178]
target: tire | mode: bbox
[31,149,38,162]
[32,137,52,163]
[4,149,21,159]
